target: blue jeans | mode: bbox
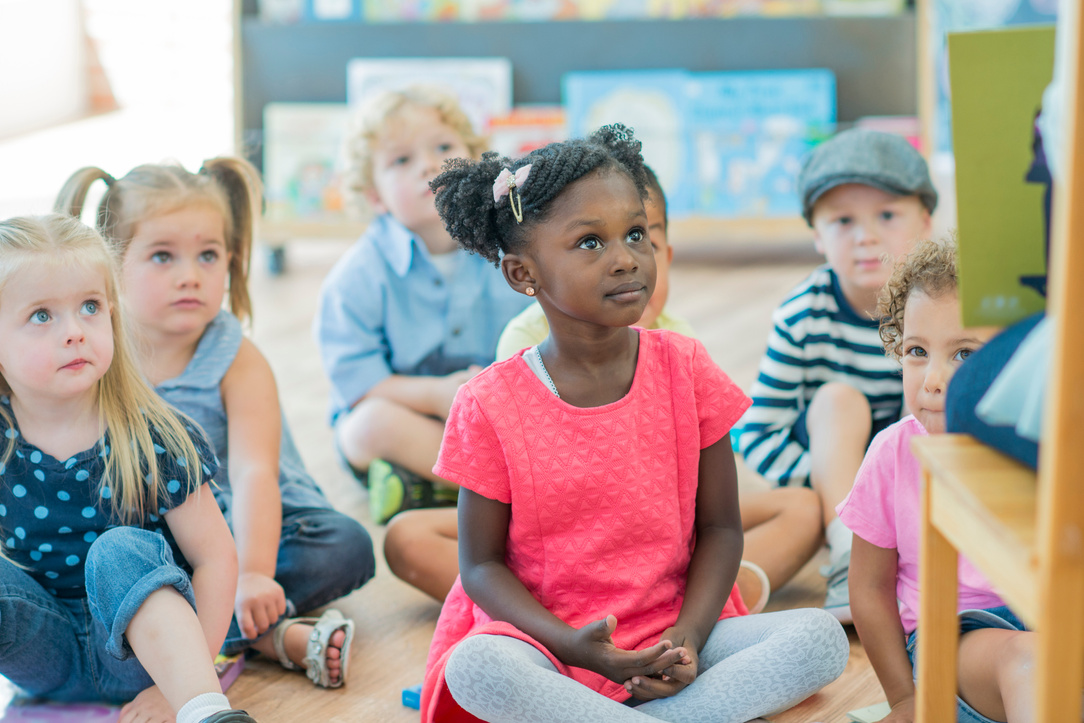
[0,527,197,703]
[220,505,375,655]
[906,606,1027,723]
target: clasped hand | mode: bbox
[566,616,697,701]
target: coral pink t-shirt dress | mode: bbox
[422,330,753,723]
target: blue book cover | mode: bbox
[685,69,836,217]
[563,68,835,218]
[303,0,361,22]
[563,70,695,215]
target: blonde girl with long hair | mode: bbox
[0,214,256,723]
[57,158,374,689]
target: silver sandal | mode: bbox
[271,608,355,688]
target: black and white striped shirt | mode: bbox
[735,266,903,486]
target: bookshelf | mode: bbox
[233,0,916,261]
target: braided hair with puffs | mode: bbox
[431,124,649,265]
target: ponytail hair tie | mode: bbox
[492,164,531,224]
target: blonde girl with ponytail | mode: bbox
[57,158,374,690]
[0,214,257,723]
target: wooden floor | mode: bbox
[44,239,887,722]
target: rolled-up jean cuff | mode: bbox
[104,565,196,661]
[958,607,1025,634]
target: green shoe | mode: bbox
[368,458,407,524]
[367,459,456,524]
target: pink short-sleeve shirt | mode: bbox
[836,415,1006,634]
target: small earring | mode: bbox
[525,287,536,296]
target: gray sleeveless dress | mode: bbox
[156,310,374,651]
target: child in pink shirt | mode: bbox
[420,126,849,723]
[839,238,1034,723]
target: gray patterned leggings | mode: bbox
[445,608,848,723]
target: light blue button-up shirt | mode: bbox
[314,214,531,425]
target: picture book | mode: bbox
[564,68,835,218]
[563,70,691,212]
[359,0,868,22]
[487,105,567,159]
[346,57,512,135]
[305,0,361,21]
[0,654,243,722]
[0,703,120,722]
[684,69,835,217]
[258,0,304,23]
[214,652,246,692]
[949,25,1055,327]
[931,0,1058,153]
[263,102,351,224]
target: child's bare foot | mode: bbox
[278,623,346,683]
[119,685,173,723]
[256,609,355,687]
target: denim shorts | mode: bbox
[906,606,1027,723]
[0,526,196,703]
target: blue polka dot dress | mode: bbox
[0,401,218,597]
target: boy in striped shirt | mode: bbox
[735,129,937,623]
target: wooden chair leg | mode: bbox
[917,469,959,723]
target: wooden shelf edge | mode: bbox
[258,218,370,243]
[913,435,1040,625]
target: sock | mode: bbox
[826,518,853,566]
[177,692,231,723]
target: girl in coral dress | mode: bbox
[422,125,850,723]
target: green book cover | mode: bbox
[948,25,1055,327]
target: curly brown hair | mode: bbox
[878,236,958,359]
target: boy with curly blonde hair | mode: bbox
[315,86,530,524]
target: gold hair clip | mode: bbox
[492,165,532,224]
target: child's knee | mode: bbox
[809,382,871,417]
[807,383,872,436]
[776,487,822,524]
[85,527,174,590]
[284,509,375,590]
[998,630,1036,681]
[785,608,851,679]
[383,513,431,576]
[445,635,499,696]
[339,517,376,585]
[84,529,194,661]
[446,635,538,695]
[338,396,403,462]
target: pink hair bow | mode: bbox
[492,165,531,202]
[492,164,531,223]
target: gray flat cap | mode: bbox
[798,128,938,225]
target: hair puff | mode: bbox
[431,123,649,266]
